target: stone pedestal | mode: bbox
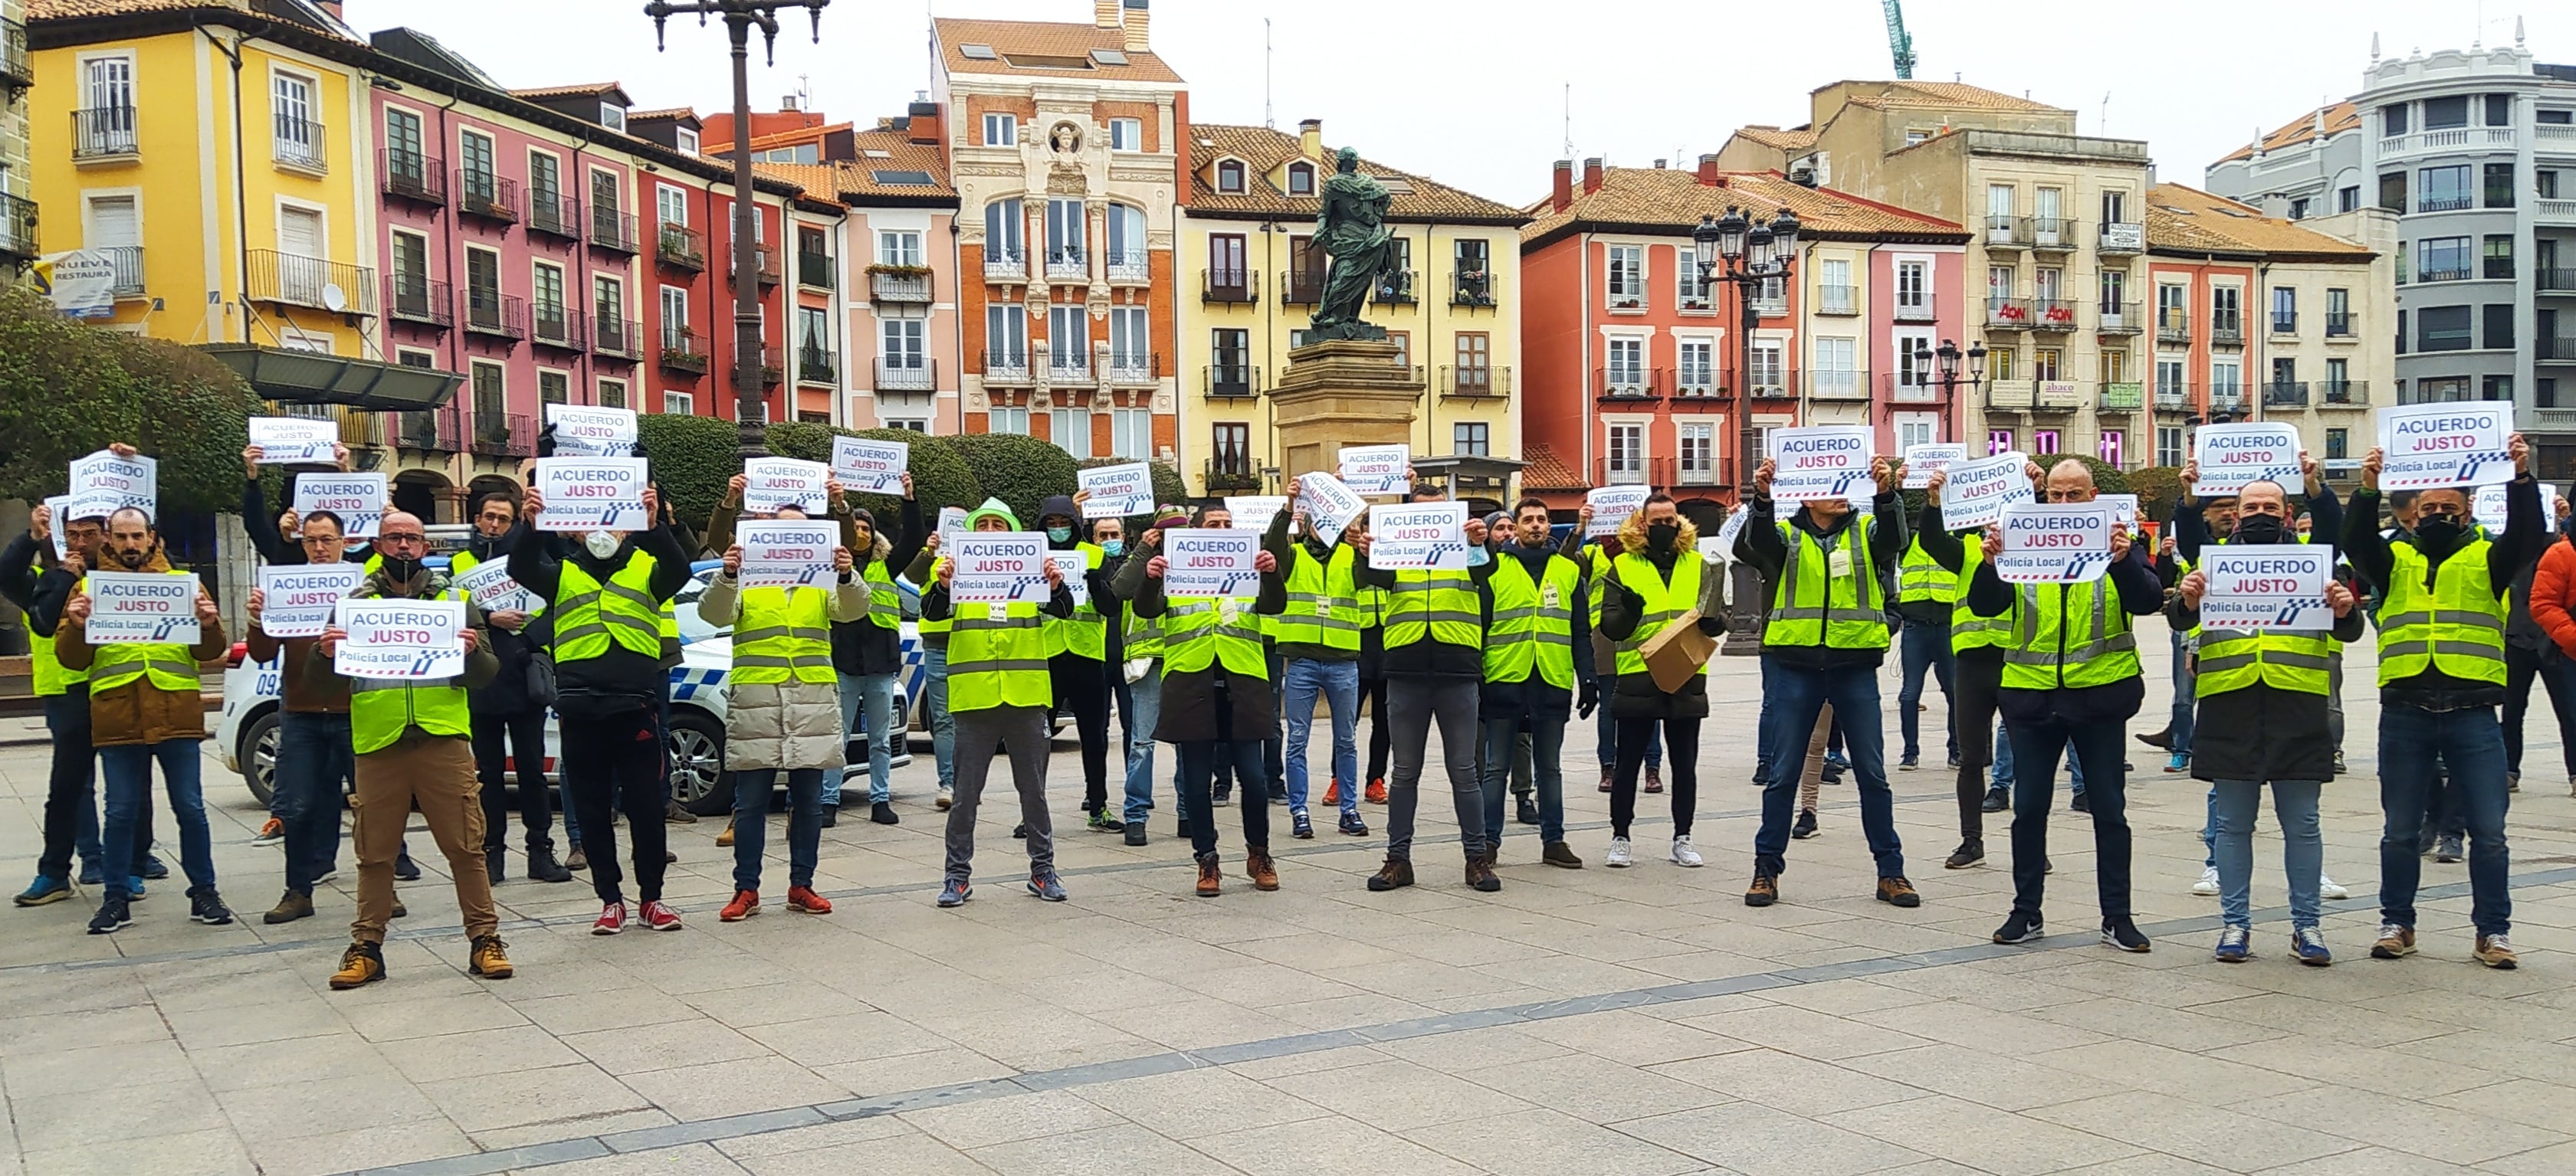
[1268,339,1423,484]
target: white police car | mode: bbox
[218,561,923,816]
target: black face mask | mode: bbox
[2414,516,2465,547]
[2233,514,2286,545]
[1646,522,1680,552]
[379,555,422,583]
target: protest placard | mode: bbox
[1769,426,1876,503]
[2192,422,2303,495]
[1297,472,1368,545]
[937,506,967,539]
[1994,503,2117,584]
[1938,451,2036,532]
[2377,401,2515,490]
[1078,463,1155,518]
[450,557,541,616]
[1225,496,1287,537]
[1337,444,1411,496]
[534,457,650,532]
[1047,551,1091,608]
[43,495,70,562]
[544,405,638,457]
[737,520,842,589]
[1367,503,1470,571]
[1166,529,1262,598]
[248,416,337,464]
[1711,504,1751,562]
[951,533,1052,604]
[2099,493,2141,532]
[71,450,156,522]
[1586,486,1651,537]
[743,457,831,516]
[83,570,202,644]
[829,435,907,494]
[291,473,388,539]
[332,597,466,679]
[2197,544,2335,631]
[2474,482,2564,534]
[254,563,363,638]
[1902,443,1968,490]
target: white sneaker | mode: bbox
[1669,836,1704,868]
[934,789,954,811]
[2318,874,2350,901]
[2191,865,2220,896]
[1604,837,1633,869]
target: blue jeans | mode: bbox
[1121,665,1173,824]
[730,768,824,892]
[825,672,898,807]
[1483,716,1565,845]
[274,712,353,895]
[2379,704,2511,936]
[924,644,957,791]
[1283,658,1360,815]
[37,693,104,880]
[2168,630,2196,758]
[2212,778,2323,929]
[99,741,215,899]
[1992,719,2086,798]
[1898,617,1957,762]
[1602,673,1662,771]
[1753,660,1904,877]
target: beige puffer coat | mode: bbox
[696,571,870,770]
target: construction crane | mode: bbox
[1882,0,1917,78]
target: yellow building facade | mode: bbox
[1178,120,1526,497]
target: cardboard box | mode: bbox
[1642,608,1718,693]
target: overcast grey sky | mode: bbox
[346,0,2571,205]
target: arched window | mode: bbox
[1216,159,1245,194]
[1287,162,1314,196]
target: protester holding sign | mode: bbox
[449,492,572,883]
[1037,493,1122,831]
[57,506,233,936]
[241,441,363,569]
[247,417,339,464]
[1893,483,1963,776]
[1966,460,2166,952]
[1736,457,1914,907]
[1912,459,2045,871]
[544,405,641,457]
[1258,481,1372,842]
[312,513,509,988]
[2344,434,2541,970]
[244,521,367,926]
[0,500,145,910]
[1479,498,1596,869]
[925,499,1078,908]
[1129,519,1287,897]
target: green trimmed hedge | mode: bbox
[763,421,983,526]
[948,432,1078,528]
[1077,457,1187,519]
[0,290,260,514]
[634,413,740,529]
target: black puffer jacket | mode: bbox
[1596,547,1726,720]
[461,530,553,716]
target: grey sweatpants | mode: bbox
[944,705,1054,884]
[1386,676,1487,863]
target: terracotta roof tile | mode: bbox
[2144,183,2374,259]
[627,107,699,124]
[1841,80,2066,113]
[1731,125,1818,151]
[1521,166,1966,245]
[753,130,955,201]
[1519,443,1586,492]
[2215,101,2361,164]
[933,17,1184,84]
[1184,123,1524,223]
[509,82,623,101]
[30,0,359,38]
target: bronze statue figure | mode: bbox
[1307,147,1394,342]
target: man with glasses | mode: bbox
[244,509,363,924]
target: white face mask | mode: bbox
[585,531,622,559]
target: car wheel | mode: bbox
[666,711,733,817]
[240,710,281,808]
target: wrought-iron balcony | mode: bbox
[798,346,838,385]
[1204,363,1258,398]
[1596,366,1666,401]
[983,249,1027,282]
[1203,267,1258,304]
[1672,368,1721,398]
[399,405,463,451]
[2208,385,2247,414]
[1106,352,1160,386]
[2099,221,2144,254]
[2096,302,2144,334]
[1204,460,1264,492]
[876,358,936,391]
[0,193,32,266]
[380,150,445,205]
[0,18,31,93]
[660,329,708,374]
[386,276,451,329]
[71,106,138,161]
[1983,215,2031,249]
[1814,284,1859,316]
[1807,370,1870,401]
[2325,311,2355,336]
[2154,382,2194,412]
[1045,247,1088,282]
[1371,270,1417,305]
[100,246,143,297]
[471,414,533,457]
[456,172,517,224]
[1045,351,1091,382]
[591,209,640,254]
[594,316,640,359]
[530,304,584,349]
[2028,300,2081,332]
[1747,372,1799,400]
[2155,310,2191,344]
[2099,382,2144,411]
[983,349,1033,385]
[1441,365,1508,398]
[1105,250,1150,285]
[2318,381,2371,408]
[1679,280,1713,313]
[798,251,834,289]
[1281,268,1325,305]
[2209,316,2246,346]
[730,244,781,287]
[1885,372,1947,404]
[248,250,376,315]
[658,224,707,271]
[1452,270,1496,308]
[1892,297,1936,323]
[1984,297,2034,331]
[272,116,327,172]
[526,192,581,241]
[869,268,932,303]
[2028,218,2078,251]
[2263,381,2310,408]
[460,290,526,340]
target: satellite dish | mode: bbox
[321,283,348,312]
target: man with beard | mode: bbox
[1480,497,1593,867]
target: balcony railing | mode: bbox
[2029,300,2081,331]
[1203,268,1258,304]
[658,225,707,271]
[591,209,639,254]
[2208,385,2247,414]
[379,150,445,204]
[2263,381,2310,408]
[984,250,1027,282]
[1747,371,1797,399]
[1045,248,1088,281]
[798,251,835,289]
[455,173,517,223]
[1046,352,1091,382]
[2325,311,2355,336]
[100,246,143,297]
[1105,251,1150,284]
[2270,313,2299,336]
[2418,195,2474,213]
[2099,222,2145,254]
[1596,367,1665,400]
[1807,371,1869,401]
[1281,269,1326,305]
[983,349,1033,384]
[594,316,640,359]
[0,192,32,264]
[730,244,781,287]
[272,117,326,172]
[1204,364,1259,398]
[248,250,377,315]
[1679,282,1713,313]
[660,329,708,374]
[530,304,582,349]
[1984,297,2033,330]
[1371,270,1417,305]
[1892,298,1936,323]
[461,290,527,340]
[1105,352,1160,386]
[2417,266,2470,283]
[1984,215,2031,248]
[875,358,934,391]
[1452,270,1496,308]
[0,18,31,92]
[398,405,463,451]
[746,346,786,389]
[2210,319,2245,346]
[526,192,580,241]
[2099,382,2144,411]
[2156,310,2191,343]
[2154,383,2194,411]
[71,106,139,160]
[1441,365,1509,398]
[2096,302,2143,334]
[386,277,451,328]
[2540,336,2576,362]
[869,269,932,303]
[1673,369,1720,398]
[2029,218,2077,251]
[1204,460,1264,493]
[2538,268,2576,293]
[1814,284,1858,316]
[2318,381,2370,408]
[471,414,534,458]
[798,346,838,385]
[1886,372,1947,404]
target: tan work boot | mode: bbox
[1194,854,1223,897]
[328,942,386,990]
[468,935,514,979]
[1245,847,1279,892]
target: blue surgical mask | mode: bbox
[1047,526,1074,543]
[1101,539,1125,557]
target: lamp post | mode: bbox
[1690,205,1798,654]
[647,0,828,460]
[1915,339,1988,445]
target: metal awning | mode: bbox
[1409,454,1527,486]
[197,344,462,411]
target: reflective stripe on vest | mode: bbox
[2376,538,2508,687]
[77,571,198,694]
[950,601,1050,709]
[1485,552,1578,688]
[1949,539,2014,653]
[863,559,900,631]
[2194,628,2333,696]
[1274,542,1363,652]
[731,584,835,686]
[2001,579,2141,690]
[553,555,663,661]
[349,588,473,754]
[917,557,953,634]
[1383,568,1481,650]
[1764,522,1889,650]
[1042,542,1106,660]
[1898,536,1959,604]
[29,631,87,696]
[1162,599,1268,677]
[1612,552,1704,676]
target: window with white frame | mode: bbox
[881,315,925,376]
[665,390,694,414]
[1895,329,1934,391]
[1678,421,1715,483]
[983,112,1016,146]
[1987,264,2015,313]
[1750,341,1784,393]
[1048,306,1088,374]
[1111,408,1151,460]
[884,418,930,434]
[660,286,689,350]
[984,198,1024,267]
[1895,260,1929,315]
[1454,421,1491,457]
[459,128,497,202]
[1108,306,1149,377]
[272,71,320,169]
[1606,337,1645,391]
[658,184,687,227]
[989,406,1031,434]
[1608,422,1646,484]
[2156,425,2184,467]
[1817,257,1852,314]
[1109,117,1142,152]
[1679,251,1710,310]
[533,262,568,339]
[1813,337,1858,397]
[1677,339,1715,393]
[676,126,699,154]
[1045,198,1086,271]
[80,57,136,156]
[986,306,1027,367]
[1607,244,1645,307]
[2212,359,2243,399]
[1895,414,1936,453]
[1049,408,1094,458]
[1105,205,1146,276]
[878,229,922,266]
[598,378,628,408]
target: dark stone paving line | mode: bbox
[335,864,2576,1176]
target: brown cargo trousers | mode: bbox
[352,735,499,945]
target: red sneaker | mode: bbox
[1323,779,1342,805]
[1364,778,1388,805]
[786,886,832,914]
[639,899,683,931]
[590,901,628,935]
[719,890,759,922]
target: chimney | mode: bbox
[1696,153,1724,186]
[1581,156,1603,194]
[907,94,942,146]
[1551,159,1573,212]
[1653,159,1667,169]
[1298,117,1323,159]
[1094,0,1121,28]
[1123,0,1150,51]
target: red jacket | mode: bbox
[2528,537,2576,658]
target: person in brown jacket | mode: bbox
[58,506,233,935]
[244,509,361,926]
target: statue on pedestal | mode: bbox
[1306,147,1395,343]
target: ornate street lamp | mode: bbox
[1690,205,1803,654]
[646,0,829,460]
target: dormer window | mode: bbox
[1216,159,1245,194]
[677,127,700,154]
[600,103,627,133]
[1287,162,1314,196]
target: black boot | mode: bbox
[486,846,507,885]
[527,842,573,883]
